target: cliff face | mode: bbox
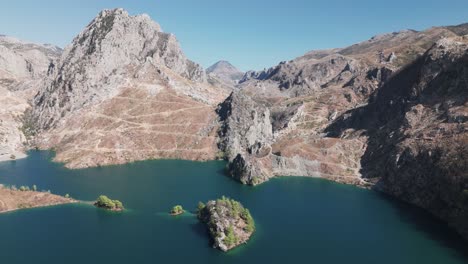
[219,24,468,185]
[33,8,211,131]
[31,9,229,168]
[218,25,468,239]
[0,36,61,161]
[327,36,468,239]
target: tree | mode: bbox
[171,205,184,215]
[197,202,205,218]
[114,200,123,209]
[94,195,124,211]
[224,225,237,247]
[32,185,37,192]
[65,194,70,198]
[95,195,116,209]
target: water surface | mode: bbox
[0,151,467,264]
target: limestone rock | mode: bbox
[30,8,229,168]
[0,35,61,161]
[197,197,255,251]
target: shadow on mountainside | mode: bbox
[325,46,468,240]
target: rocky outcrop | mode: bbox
[197,197,255,251]
[326,36,468,239]
[31,9,229,168]
[0,35,61,161]
[217,91,274,184]
[207,60,244,87]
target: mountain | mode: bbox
[1,8,466,240]
[0,35,61,161]
[206,60,244,87]
[31,8,229,168]
[327,36,468,240]
[218,25,468,239]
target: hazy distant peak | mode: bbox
[206,60,244,86]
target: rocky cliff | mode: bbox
[0,36,61,161]
[219,25,468,239]
[31,9,229,168]
[326,36,468,240]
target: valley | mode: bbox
[0,7,466,255]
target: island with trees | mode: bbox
[197,196,255,251]
[170,205,184,215]
[94,195,124,211]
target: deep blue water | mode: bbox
[0,150,467,264]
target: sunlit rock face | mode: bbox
[31,8,229,168]
[0,35,61,161]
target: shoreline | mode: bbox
[0,200,79,215]
[0,151,27,163]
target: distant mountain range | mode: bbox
[0,8,466,240]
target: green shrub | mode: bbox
[94,195,124,210]
[224,225,238,247]
[170,205,184,215]
[197,201,206,218]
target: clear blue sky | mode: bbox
[0,0,467,71]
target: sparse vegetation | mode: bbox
[197,201,205,218]
[19,108,38,141]
[215,151,226,160]
[223,225,238,247]
[197,196,255,251]
[94,195,124,211]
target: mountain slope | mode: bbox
[31,9,229,168]
[0,35,61,161]
[327,36,468,239]
[218,24,468,239]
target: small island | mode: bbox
[197,196,255,252]
[94,195,124,211]
[170,205,184,215]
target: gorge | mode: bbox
[0,7,467,260]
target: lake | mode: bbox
[0,151,467,264]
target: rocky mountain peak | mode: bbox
[207,60,237,72]
[206,60,244,86]
[33,8,208,130]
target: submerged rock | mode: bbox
[197,197,255,251]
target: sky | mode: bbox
[0,0,467,71]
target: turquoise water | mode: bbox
[0,151,467,264]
